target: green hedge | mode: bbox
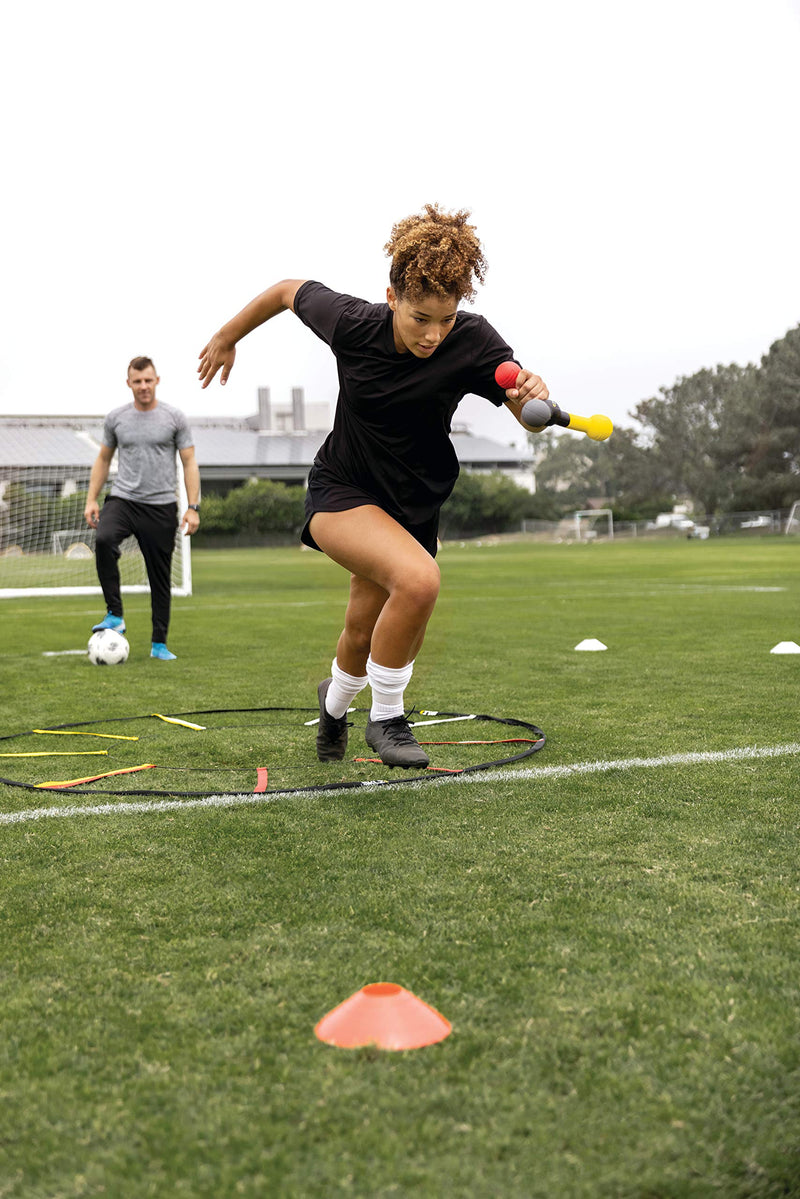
[194,480,306,539]
[439,471,559,536]
[2,473,559,553]
[196,473,551,542]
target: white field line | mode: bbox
[1,742,799,826]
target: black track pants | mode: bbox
[95,496,177,643]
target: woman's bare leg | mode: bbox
[310,506,440,670]
[310,507,439,767]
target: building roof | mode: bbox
[0,414,533,473]
[0,422,100,468]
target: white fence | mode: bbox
[520,509,797,542]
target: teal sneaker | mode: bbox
[151,642,177,661]
[92,612,126,633]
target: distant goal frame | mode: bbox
[574,509,614,540]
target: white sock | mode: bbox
[325,657,368,719]
[367,655,414,722]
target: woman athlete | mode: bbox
[198,204,549,768]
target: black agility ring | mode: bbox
[0,706,546,799]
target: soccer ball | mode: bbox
[87,629,130,665]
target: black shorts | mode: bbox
[302,470,440,558]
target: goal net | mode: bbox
[574,509,614,541]
[0,461,192,599]
[785,501,800,535]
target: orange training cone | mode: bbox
[314,982,452,1050]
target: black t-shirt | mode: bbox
[294,281,516,524]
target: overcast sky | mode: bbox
[2,0,798,447]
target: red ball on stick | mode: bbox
[494,361,521,390]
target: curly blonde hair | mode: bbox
[384,203,487,304]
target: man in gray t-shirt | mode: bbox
[84,357,201,660]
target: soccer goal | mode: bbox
[785,501,800,535]
[0,462,192,599]
[574,509,614,541]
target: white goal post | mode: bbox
[785,501,800,535]
[574,509,614,540]
[0,458,192,599]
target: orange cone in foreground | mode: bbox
[315,982,452,1050]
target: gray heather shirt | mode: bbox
[102,402,194,505]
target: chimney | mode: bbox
[257,387,272,431]
[292,387,306,431]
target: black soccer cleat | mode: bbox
[364,715,430,769]
[316,678,350,762]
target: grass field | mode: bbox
[1,537,799,1198]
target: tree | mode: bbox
[528,426,657,514]
[439,471,536,536]
[529,433,608,510]
[632,363,758,514]
[726,326,800,509]
[525,324,799,518]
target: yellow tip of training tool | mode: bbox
[567,413,614,441]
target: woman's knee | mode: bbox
[397,558,440,612]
